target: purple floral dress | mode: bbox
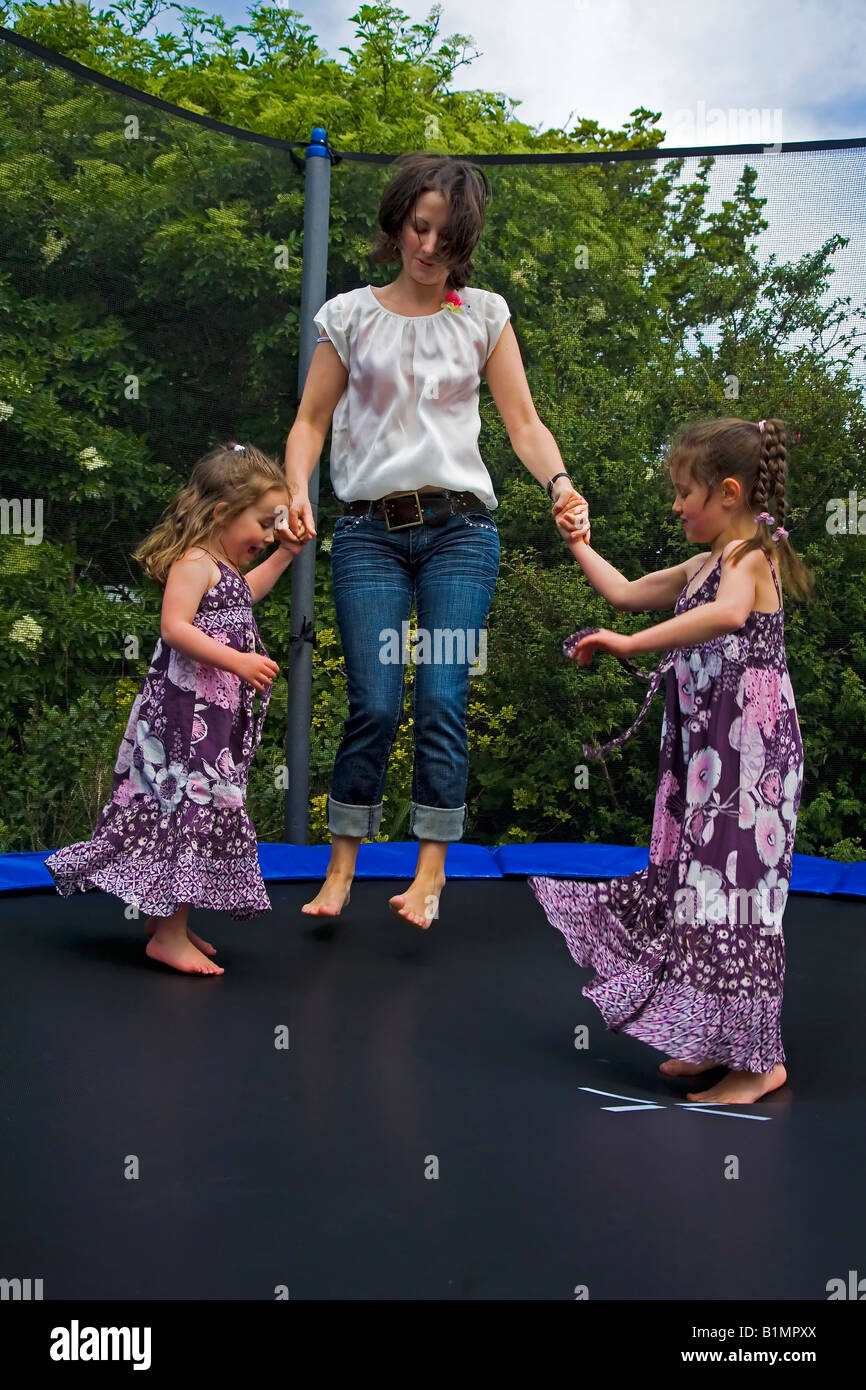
[529,551,803,1073]
[46,555,273,920]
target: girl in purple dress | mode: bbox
[532,417,813,1104]
[45,442,302,976]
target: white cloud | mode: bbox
[440,0,866,143]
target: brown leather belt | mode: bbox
[342,489,491,530]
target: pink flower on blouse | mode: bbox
[441,290,468,313]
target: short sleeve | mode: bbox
[313,294,350,371]
[483,291,511,363]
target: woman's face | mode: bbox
[397,190,452,286]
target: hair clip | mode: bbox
[233,443,246,453]
[755,511,775,526]
[757,420,766,432]
[772,526,789,542]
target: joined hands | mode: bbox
[551,480,591,546]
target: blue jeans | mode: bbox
[328,509,500,841]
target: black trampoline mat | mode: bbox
[1,880,863,1300]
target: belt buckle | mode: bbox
[383,490,423,530]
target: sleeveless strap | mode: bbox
[765,550,783,606]
[201,549,244,582]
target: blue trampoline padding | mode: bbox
[255,840,502,881]
[495,843,649,879]
[2,842,864,897]
[0,841,502,894]
[0,851,57,892]
[493,843,866,898]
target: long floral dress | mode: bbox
[529,551,803,1073]
[46,556,273,920]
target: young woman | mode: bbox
[284,153,589,928]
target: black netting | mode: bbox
[1,30,865,857]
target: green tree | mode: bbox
[1,0,864,860]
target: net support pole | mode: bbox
[284,126,331,843]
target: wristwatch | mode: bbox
[546,472,572,500]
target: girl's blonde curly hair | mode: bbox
[133,442,289,586]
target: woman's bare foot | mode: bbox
[145,916,216,957]
[145,935,224,975]
[302,872,352,916]
[686,1063,787,1104]
[389,873,446,930]
[659,1058,720,1077]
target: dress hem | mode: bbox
[529,874,785,1074]
[45,847,271,921]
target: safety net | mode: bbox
[1,21,864,886]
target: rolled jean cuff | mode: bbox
[327,795,383,838]
[409,801,467,842]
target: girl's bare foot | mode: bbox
[145,935,224,975]
[389,873,446,930]
[659,1058,720,1076]
[145,916,216,957]
[302,872,352,916]
[686,1063,787,1104]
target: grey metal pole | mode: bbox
[285,126,331,842]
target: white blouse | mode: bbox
[313,284,512,509]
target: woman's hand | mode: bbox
[556,507,591,547]
[572,628,633,666]
[273,512,307,555]
[551,478,590,545]
[287,490,317,543]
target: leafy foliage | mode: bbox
[1,1,864,858]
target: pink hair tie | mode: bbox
[755,511,775,526]
[758,419,766,432]
[772,526,789,542]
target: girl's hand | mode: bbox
[234,651,280,691]
[273,514,306,555]
[555,501,591,547]
[572,628,633,666]
[288,491,317,542]
[550,476,584,513]
[551,481,590,544]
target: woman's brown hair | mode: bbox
[667,416,814,601]
[369,153,491,292]
[133,442,289,587]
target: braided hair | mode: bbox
[667,416,813,601]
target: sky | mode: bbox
[145,0,866,147]
[133,0,864,378]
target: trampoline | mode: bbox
[2,849,864,1308]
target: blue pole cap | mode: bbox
[306,127,329,156]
